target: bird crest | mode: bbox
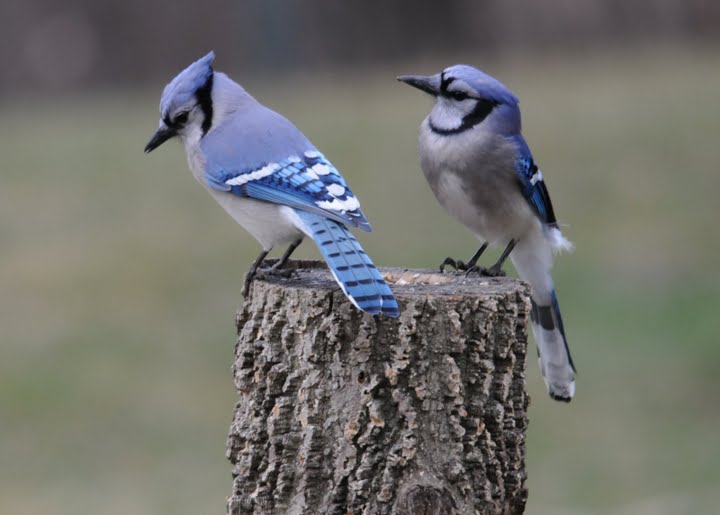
[159,51,215,120]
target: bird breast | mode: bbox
[418,119,538,245]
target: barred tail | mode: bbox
[511,237,576,401]
[296,211,399,317]
[530,291,576,402]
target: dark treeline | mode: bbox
[2,0,718,91]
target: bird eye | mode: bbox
[174,111,189,125]
[449,91,469,101]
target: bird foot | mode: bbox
[242,256,300,298]
[241,266,296,298]
[256,266,294,279]
[241,272,256,299]
[439,257,469,273]
[465,264,506,278]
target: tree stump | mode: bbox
[226,261,530,515]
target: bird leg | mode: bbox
[466,239,516,277]
[267,238,303,272]
[242,249,270,298]
[439,242,488,273]
[254,239,304,284]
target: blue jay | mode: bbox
[144,52,399,317]
[398,65,576,401]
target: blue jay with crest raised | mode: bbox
[145,52,399,317]
[398,66,576,401]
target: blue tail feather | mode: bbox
[296,211,399,317]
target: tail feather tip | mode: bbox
[547,380,575,403]
[381,302,400,318]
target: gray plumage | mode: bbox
[399,65,576,401]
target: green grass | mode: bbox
[2,46,719,514]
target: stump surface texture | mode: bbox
[227,262,530,515]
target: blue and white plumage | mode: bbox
[145,52,398,317]
[399,65,576,401]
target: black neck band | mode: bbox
[196,72,214,136]
[429,98,498,135]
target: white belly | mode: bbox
[206,188,305,250]
[185,139,305,250]
[433,170,539,246]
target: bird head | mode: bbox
[398,64,521,135]
[145,51,216,153]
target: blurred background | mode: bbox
[2,1,719,513]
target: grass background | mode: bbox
[2,46,719,514]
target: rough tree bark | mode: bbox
[226,261,530,515]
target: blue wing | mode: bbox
[205,150,372,232]
[514,137,558,227]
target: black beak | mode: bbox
[397,74,440,96]
[144,125,176,153]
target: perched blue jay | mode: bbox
[144,52,399,317]
[398,66,576,401]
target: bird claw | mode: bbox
[241,267,296,299]
[439,257,468,273]
[242,258,299,299]
[465,264,506,278]
[256,266,294,279]
[241,273,255,299]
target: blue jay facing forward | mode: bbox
[398,66,575,401]
[144,52,399,317]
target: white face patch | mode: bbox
[178,120,204,149]
[169,104,203,141]
[326,184,346,197]
[304,150,321,159]
[446,79,476,98]
[317,196,360,212]
[225,162,279,186]
[428,97,477,132]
